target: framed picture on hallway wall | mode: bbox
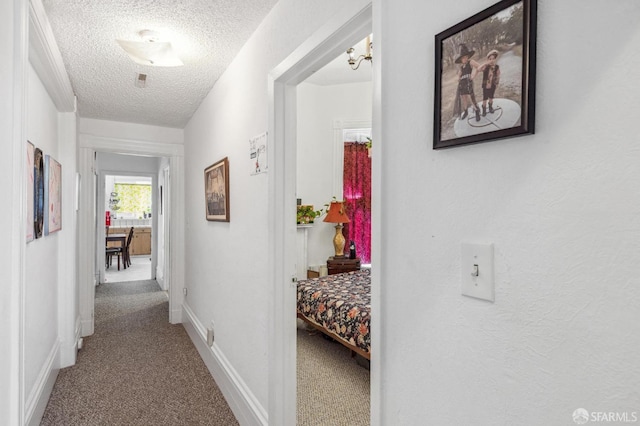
[433,0,537,149]
[44,155,62,235]
[34,147,45,239]
[26,141,35,242]
[204,157,230,222]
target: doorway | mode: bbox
[78,137,184,337]
[103,174,154,283]
[295,48,373,425]
[267,3,375,424]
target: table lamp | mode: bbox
[323,201,350,257]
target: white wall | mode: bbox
[379,0,640,424]
[79,118,183,144]
[98,152,160,174]
[97,154,159,230]
[183,0,353,414]
[296,81,372,272]
[24,63,61,418]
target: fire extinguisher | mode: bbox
[105,211,111,226]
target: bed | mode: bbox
[296,268,371,360]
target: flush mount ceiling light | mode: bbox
[116,30,183,67]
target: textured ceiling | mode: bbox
[42,0,279,128]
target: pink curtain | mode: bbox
[342,142,371,263]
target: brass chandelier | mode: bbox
[346,35,372,70]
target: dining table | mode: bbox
[106,233,127,269]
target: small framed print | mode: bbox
[26,141,35,242]
[204,157,230,222]
[34,147,45,238]
[44,155,62,234]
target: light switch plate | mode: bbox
[461,242,494,302]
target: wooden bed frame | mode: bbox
[297,311,371,360]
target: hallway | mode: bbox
[41,279,237,425]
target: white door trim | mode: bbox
[162,166,171,291]
[5,0,29,424]
[267,2,373,424]
[77,135,185,336]
[97,170,157,284]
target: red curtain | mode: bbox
[342,142,371,263]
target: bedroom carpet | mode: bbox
[297,323,371,426]
[40,279,238,426]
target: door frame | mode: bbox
[98,170,157,283]
[160,166,171,290]
[267,2,374,424]
[78,135,185,336]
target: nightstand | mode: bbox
[327,256,361,275]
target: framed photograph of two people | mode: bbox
[434,0,537,149]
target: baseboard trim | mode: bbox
[25,340,60,426]
[59,315,82,368]
[182,303,267,426]
[170,306,182,324]
[156,266,165,289]
[81,318,93,337]
[75,315,82,348]
[58,338,76,368]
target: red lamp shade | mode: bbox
[323,201,350,224]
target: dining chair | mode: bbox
[123,226,135,268]
[106,242,122,270]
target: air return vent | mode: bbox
[135,73,147,88]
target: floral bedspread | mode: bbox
[297,269,371,355]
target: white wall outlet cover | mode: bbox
[461,242,495,302]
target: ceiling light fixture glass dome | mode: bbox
[116,29,184,67]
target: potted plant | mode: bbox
[365,137,372,157]
[296,198,338,224]
[297,205,320,224]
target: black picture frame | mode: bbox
[34,147,44,238]
[434,0,536,149]
[204,157,230,222]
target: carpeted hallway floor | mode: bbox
[41,279,238,425]
[41,279,370,425]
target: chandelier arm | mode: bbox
[350,56,364,70]
[349,54,373,70]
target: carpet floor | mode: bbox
[41,279,238,425]
[40,279,369,425]
[297,324,370,426]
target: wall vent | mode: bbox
[135,73,147,88]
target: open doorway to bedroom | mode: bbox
[295,36,373,426]
[267,4,375,424]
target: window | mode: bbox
[342,129,372,264]
[113,183,152,218]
